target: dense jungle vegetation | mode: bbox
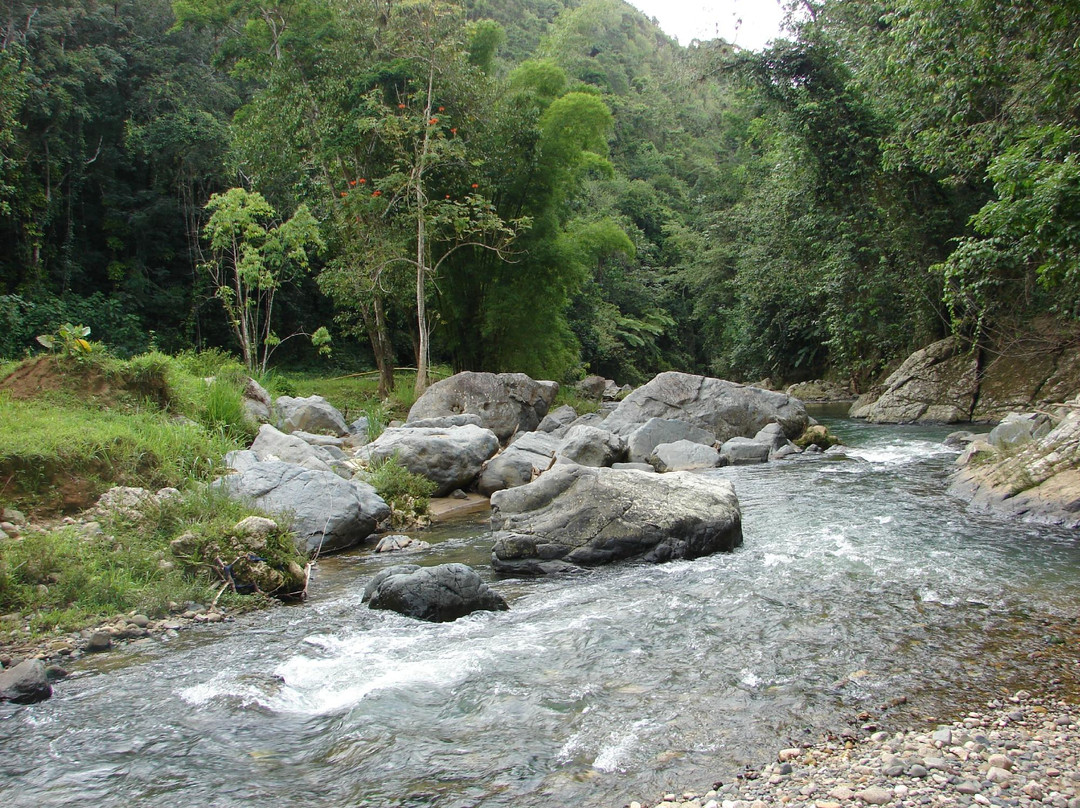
[2,0,1077,392]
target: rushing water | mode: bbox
[3,418,1080,808]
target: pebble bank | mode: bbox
[626,693,1080,808]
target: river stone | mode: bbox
[849,336,979,423]
[602,371,808,443]
[215,460,390,554]
[374,535,431,553]
[626,417,716,463]
[0,659,52,704]
[275,395,349,436]
[250,424,335,473]
[536,404,578,434]
[407,371,558,442]
[362,563,508,622]
[987,412,1053,450]
[720,437,770,465]
[649,440,722,472]
[576,374,609,400]
[242,376,274,424]
[611,462,656,472]
[478,431,559,496]
[785,379,853,402]
[357,424,500,496]
[554,424,626,467]
[490,464,742,575]
[404,414,484,429]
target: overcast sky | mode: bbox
[627,0,789,49]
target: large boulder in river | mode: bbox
[275,395,349,436]
[215,460,390,554]
[0,659,52,704]
[602,371,808,442]
[407,371,558,442]
[356,424,500,496]
[250,424,337,474]
[490,465,742,575]
[478,431,559,496]
[362,563,508,622]
[849,337,979,423]
[649,440,722,472]
[949,403,1080,528]
[627,417,716,463]
[554,424,626,467]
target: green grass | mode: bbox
[281,365,452,423]
[357,455,437,529]
[552,387,600,415]
[0,487,306,636]
[0,350,307,643]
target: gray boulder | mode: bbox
[849,336,978,423]
[275,395,349,436]
[404,413,484,429]
[478,432,560,496]
[536,404,578,434]
[944,430,981,449]
[627,417,716,463]
[603,371,808,442]
[357,424,500,496]
[649,440,722,472]
[720,437,770,466]
[490,465,742,575]
[215,461,390,554]
[987,412,1054,450]
[374,535,431,553]
[250,424,335,473]
[554,424,627,467]
[785,379,853,402]
[576,375,609,400]
[363,563,509,622]
[407,371,558,442]
[755,422,801,460]
[242,377,274,423]
[611,462,656,472]
[0,659,52,704]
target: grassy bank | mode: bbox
[0,350,305,645]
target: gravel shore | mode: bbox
[627,693,1080,808]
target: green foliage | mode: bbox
[201,187,326,373]
[360,455,437,529]
[0,486,306,635]
[36,323,93,358]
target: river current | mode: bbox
[3,417,1080,807]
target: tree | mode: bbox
[200,187,328,373]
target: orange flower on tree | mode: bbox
[451,128,457,135]
[471,183,479,189]
[372,190,382,197]
[429,117,438,125]
[398,103,406,109]
[359,178,366,184]
[438,106,445,112]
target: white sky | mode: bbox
[627,0,789,49]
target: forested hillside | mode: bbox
[2,0,1077,390]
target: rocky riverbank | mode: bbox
[627,693,1080,808]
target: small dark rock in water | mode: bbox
[363,563,508,623]
[0,659,52,703]
[86,631,113,653]
[451,489,468,500]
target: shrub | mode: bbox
[361,456,436,529]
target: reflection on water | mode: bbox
[2,419,1079,808]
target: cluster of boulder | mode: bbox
[208,369,825,620]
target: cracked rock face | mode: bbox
[601,371,808,443]
[950,406,1080,528]
[489,464,742,575]
[849,337,980,424]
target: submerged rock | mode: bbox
[490,464,742,575]
[362,563,508,622]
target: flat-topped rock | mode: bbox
[407,371,558,442]
[490,464,742,575]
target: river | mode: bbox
[2,416,1080,807]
